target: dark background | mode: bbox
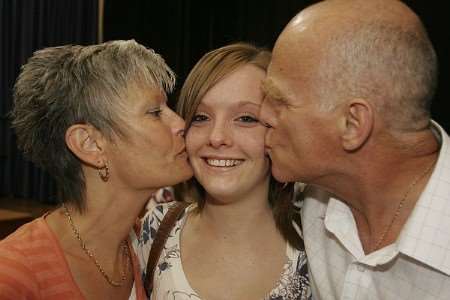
[1,0,449,203]
[103,0,450,127]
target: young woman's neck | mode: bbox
[198,186,274,238]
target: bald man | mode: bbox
[260,0,450,299]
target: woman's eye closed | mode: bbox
[147,108,162,117]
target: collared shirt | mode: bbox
[302,121,450,300]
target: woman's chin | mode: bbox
[170,163,194,185]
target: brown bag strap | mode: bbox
[144,201,190,297]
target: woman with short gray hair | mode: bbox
[0,40,193,299]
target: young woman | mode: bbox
[136,43,311,300]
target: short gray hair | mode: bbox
[11,40,175,210]
[316,21,437,131]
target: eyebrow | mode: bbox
[236,101,261,108]
[261,78,285,103]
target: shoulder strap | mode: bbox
[144,201,190,297]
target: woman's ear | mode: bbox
[340,99,373,152]
[65,124,107,168]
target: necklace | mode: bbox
[371,161,435,251]
[62,204,130,287]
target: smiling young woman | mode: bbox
[135,43,311,300]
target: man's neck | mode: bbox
[325,128,440,253]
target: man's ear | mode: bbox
[340,99,373,152]
[65,124,107,168]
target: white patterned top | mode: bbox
[133,201,311,300]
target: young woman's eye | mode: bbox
[192,114,209,123]
[147,108,162,117]
[237,115,259,123]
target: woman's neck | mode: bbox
[48,184,153,254]
[195,189,275,239]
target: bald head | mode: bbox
[273,0,438,131]
[284,0,426,42]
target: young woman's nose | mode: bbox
[208,121,232,148]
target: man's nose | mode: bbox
[259,98,274,128]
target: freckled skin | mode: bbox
[186,64,270,202]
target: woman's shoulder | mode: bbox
[137,201,177,245]
[268,242,311,300]
[132,189,192,278]
[0,217,48,252]
[136,186,192,246]
[0,218,49,298]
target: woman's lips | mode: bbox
[203,158,244,167]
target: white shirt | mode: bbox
[302,121,450,300]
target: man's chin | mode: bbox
[271,164,296,183]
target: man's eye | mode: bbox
[192,114,209,122]
[237,115,258,123]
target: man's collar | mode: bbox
[323,121,450,273]
[398,120,450,275]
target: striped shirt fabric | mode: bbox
[0,217,146,300]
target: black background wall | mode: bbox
[0,0,449,203]
[104,0,449,131]
[0,0,98,202]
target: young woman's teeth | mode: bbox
[206,159,242,167]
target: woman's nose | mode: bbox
[171,111,186,137]
[208,121,232,148]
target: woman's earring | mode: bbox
[98,161,110,182]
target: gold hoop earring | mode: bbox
[98,161,110,182]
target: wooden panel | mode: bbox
[0,209,34,239]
